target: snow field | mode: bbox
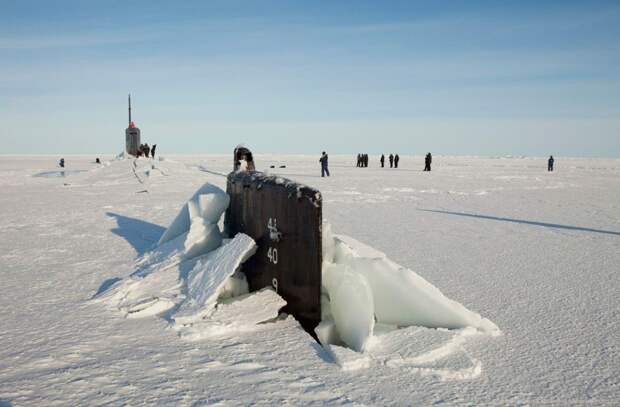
[98,175,498,361]
[1,154,619,405]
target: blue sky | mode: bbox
[1,0,619,156]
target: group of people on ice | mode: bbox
[319,152,556,176]
[136,143,157,159]
[356,154,369,167]
[380,154,400,168]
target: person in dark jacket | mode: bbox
[548,155,554,172]
[320,151,330,177]
[151,144,157,160]
[59,158,65,168]
[424,152,432,171]
[380,154,385,168]
[357,154,361,167]
[394,154,400,168]
[389,154,394,168]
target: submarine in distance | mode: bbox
[224,146,323,333]
[125,94,141,156]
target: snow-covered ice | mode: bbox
[319,230,498,352]
[172,233,257,325]
[322,262,376,352]
[158,182,230,245]
[1,154,619,405]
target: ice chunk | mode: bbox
[96,254,189,318]
[184,217,223,259]
[158,183,230,245]
[321,221,336,264]
[132,224,221,279]
[218,271,249,300]
[350,256,496,332]
[173,233,256,325]
[334,234,385,259]
[177,288,286,341]
[315,319,343,347]
[211,288,285,328]
[323,263,375,352]
[333,235,498,334]
[188,193,231,224]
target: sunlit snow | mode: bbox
[1,154,619,405]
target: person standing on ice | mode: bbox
[380,154,385,168]
[59,158,65,168]
[394,154,400,168]
[151,144,157,160]
[424,152,432,171]
[389,154,394,168]
[548,155,554,172]
[320,151,330,177]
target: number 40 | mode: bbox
[267,247,278,264]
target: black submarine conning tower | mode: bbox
[125,94,141,156]
[224,146,323,334]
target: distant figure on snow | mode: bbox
[548,155,554,172]
[95,157,101,164]
[144,143,151,158]
[424,153,432,172]
[59,158,65,168]
[394,154,400,168]
[151,144,157,160]
[356,154,361,167]
[320,151,330,177]
[389,154,394,168]
[380,154,385,168]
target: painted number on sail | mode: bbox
[267,247,278,264]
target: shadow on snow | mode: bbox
[420,209,620,237]
[106,212,166,255]
[92,277,123,299]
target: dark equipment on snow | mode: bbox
[224,146,323,334]
[125,94,141,156]
[233,145,256,172]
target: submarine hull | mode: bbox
[224,171,322,331]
